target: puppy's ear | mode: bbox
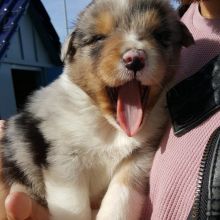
[179,21,194,47]
[61,32,76,62]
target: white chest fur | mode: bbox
[26,75,144,216]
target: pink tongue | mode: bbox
[117,80,143,137]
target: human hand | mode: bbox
[5,192,49,220]
[0,120,5,139]
[0,120,49,220]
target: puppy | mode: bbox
[0,0,194,219]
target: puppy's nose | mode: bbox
[123,49,146,72]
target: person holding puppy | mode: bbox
[0,0,220,219]
[145,0,220,219]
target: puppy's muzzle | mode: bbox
[122,49,146,72]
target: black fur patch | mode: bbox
[2,153,48,207]
[15,112,49,168]
[2,129,48,207]
[2,152,31,187]
[1,122,30,187]
[153,28,171,48]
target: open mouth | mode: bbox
[107,80,149,137]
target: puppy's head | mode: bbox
[62,0,194,137]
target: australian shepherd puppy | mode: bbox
[0,0,194,219]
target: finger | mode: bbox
[0,120,5,129]
[31,198,49,220]
[5,192,31,220]
[0,120,5,139]
[5,192,50,220]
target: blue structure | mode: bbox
[0,0,62,119]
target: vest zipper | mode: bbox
[190,127,220,219]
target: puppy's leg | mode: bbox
[96,149,154,220]
[96,181,145,220]
[45,174,91,220]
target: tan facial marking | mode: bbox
[68,60,114,116]
[137,9,161,31]
[95,89,114,115]
[95,11,114,35]
[146,9,161,27]
[98,35,125,87]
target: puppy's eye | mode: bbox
[86,35,106,45]
[153,30,171,48]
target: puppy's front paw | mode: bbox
[96,183,146,220]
